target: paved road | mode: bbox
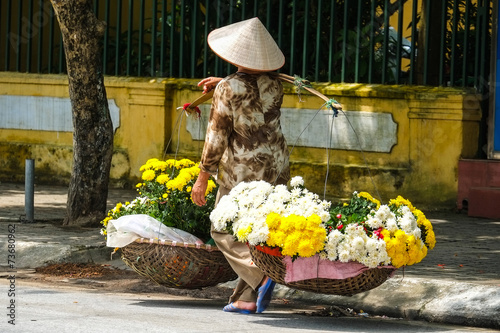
[1,280,496,333]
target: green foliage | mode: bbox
[326,191,381,233]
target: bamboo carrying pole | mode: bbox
[183,73,342,115]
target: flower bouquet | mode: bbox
[100,158,237,289]
[210,176,436,295]
[101,158,218,241]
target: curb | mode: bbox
[3,241,112,269]
[272,277,500,330]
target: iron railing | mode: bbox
[0,0,493,92]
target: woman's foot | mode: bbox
[223,300,256,314]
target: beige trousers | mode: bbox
[212,185,265,303]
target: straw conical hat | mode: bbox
[207,17,285,71]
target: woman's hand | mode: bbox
[191,171,210,206]
[198,77,222,94]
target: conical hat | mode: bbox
[207,17,285,71]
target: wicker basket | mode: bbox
[249,245,396,296]
[121,238,237,289]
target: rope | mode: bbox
[292,75,312,102]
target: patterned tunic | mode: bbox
[199,72,290,190]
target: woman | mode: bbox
[191,17,289,314]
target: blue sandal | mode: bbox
[223,303,256,314]
[256,278,276,313]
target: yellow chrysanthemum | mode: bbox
[139,158,159,171]
[389,195,415,211]
[267,230,286,247]
[112,202,123,213]
[206,180,217,194]
[358,191,381,209]
[175,159,195,169]
[294,215,308,230]
[297,240,318,257]
[266,213,326,258]
[380,229,391,239]
[425,229,436,249]
[101,216,112,227]
[236,225,252,242]
[266,213,282,231]
[141,169,155,181]
[152,161,168,172]
[156,174,170,185]
[394,229,407,241]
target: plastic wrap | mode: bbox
[106,214,203,248]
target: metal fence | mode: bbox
[0,0,492,91]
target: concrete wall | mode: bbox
[0,73,482,208]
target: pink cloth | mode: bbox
[282,255,395,283]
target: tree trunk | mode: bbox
[51,0,113,227]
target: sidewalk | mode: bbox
[1,182,499,329]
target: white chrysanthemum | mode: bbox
[338,250,350,262]
[364,256,383,268]
[290,187,302,198]
[290,176,304,188]
[411,228,422,239]
[365,215,383,229]
[399,205,412,215]
[352,236,365,251]
[247,223,269,245]
[210,200,239,231]
[329,229,344,240]
[385,218,399,232]
[344,224,364,238]
[374,205,391,221]
[321,200,331,210]
[318,211,331,223]
[231,216,253,236]
[399,212,417,234]
[365,238,379,253]
[268,186,291,203]
[325,248,338,261]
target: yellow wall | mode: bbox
[0,73,481,208]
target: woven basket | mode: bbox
[249,245,396,296]
[121,238,237,289]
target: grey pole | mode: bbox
[25,159,35,222]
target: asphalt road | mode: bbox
[1,280,497,333]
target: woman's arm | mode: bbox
[198,77,223,94]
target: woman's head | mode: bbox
[207,17,285,72]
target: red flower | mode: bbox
[337,224,343,230]
[336,214,342,219]
[373,227,384,239]
[183,103,201,118]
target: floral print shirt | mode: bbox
[199,72,290,190]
